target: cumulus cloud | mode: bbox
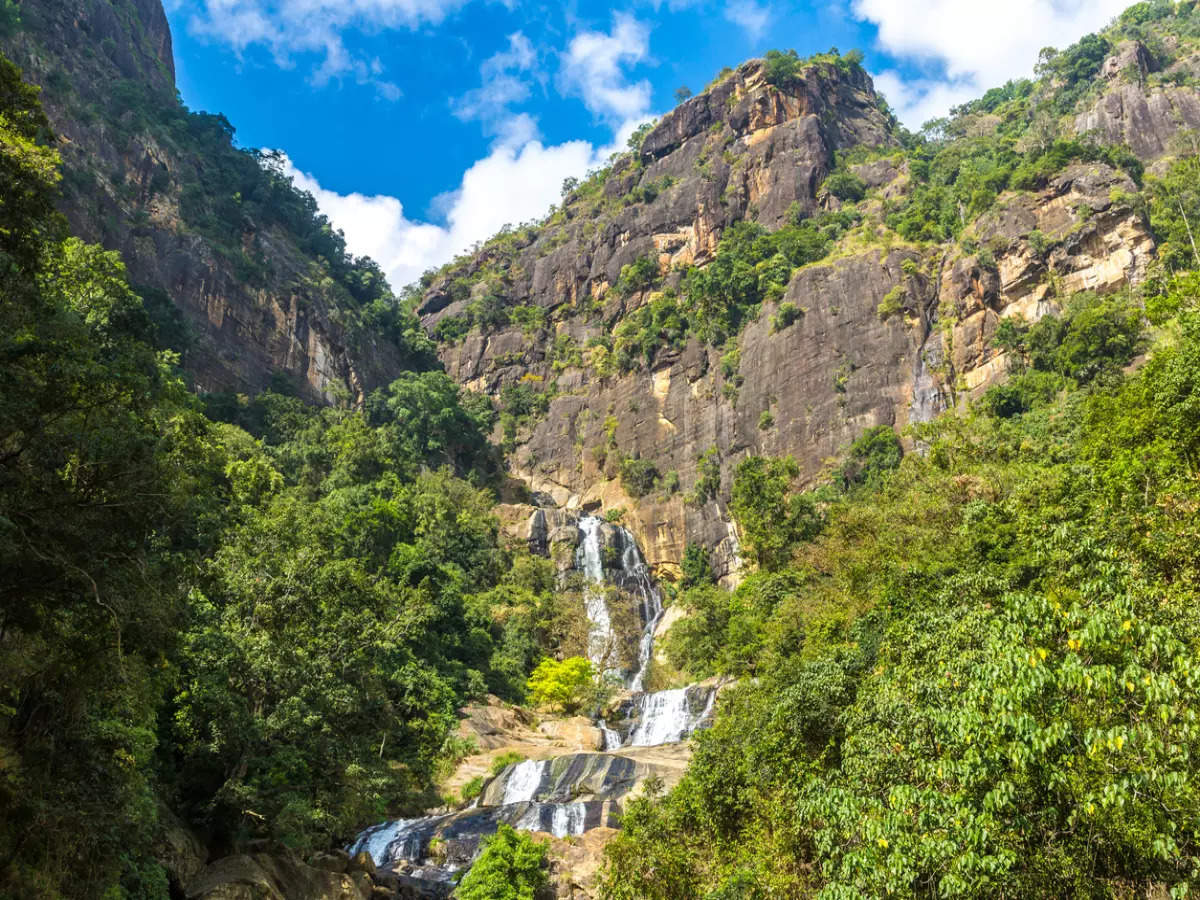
[454,32,540,137]
[174,0,464,94]
[278,132,621,289]
[723,0,772,41]
[852,0,1131,127]
[558,15,653,123]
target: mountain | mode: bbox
[412,28,1195,581]
[6,1,1200,898]
[0,0,433,404]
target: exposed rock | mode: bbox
[1,0,415,404]
[153,803,208,893]
[537,716,605,751]
[1075,42,1200,160]
[309,850,351,874]
[942,163,1154,396]
[348,851,377,879]
[543,827,618,899]
[186,853,368,900]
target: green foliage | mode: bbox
[680,213,855,347]
[619,455,662,498]
[763,49,803,87]
[876,285,905,319]
[525,657,596,714]
[987,292,1143,387]
[887,135,1142,244]
[771,301,801,332]
[457,825,549,900]
[688,446,722,505]
[823,170,867,202]
[602,268,1200,898]
[0,57,571,893]
[1148,153,1200,272]
[612,293,688,370]
[432,313,471,343]
[681,544,716,589]
[834,425,903,490]
[490,751,529,776]
[730,456,822,571]
[614,254,661,297]
[1037,33,1112,113]
[0,1,20,40]
[461,776,484,803]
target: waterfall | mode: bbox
[626,687,716,747]
[619,531,664,693]
[348,508,723,880]
[500,759,547,804]
[349,816,441,867]
[576,517,616,672]
[515,801,590,838]
[574,515,665,691]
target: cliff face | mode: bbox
[2,0,415,404]
[1075,39,1200,162]
[420,60,905,575]
[417,46,1171,578]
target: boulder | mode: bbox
[186,853,367,900]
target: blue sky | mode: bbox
[162,0,1131,288]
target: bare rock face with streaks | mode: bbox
[1075,40,1200,161]
[417,52,1162,576]
[2,0,414,404]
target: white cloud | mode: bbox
[559,15,653,123]
[455,32,540,136]
[276,131,625,290]
[724,0,772,41]
[176,0,464,94]
[852,0,1130,127]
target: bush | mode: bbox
[824,170,867,202]
[772,302,801,332]
[681,544,715,589]
[490,752,528,777]
[614,255,660,297]
[876,285,905,320]
[763,49,802,87]
[461,776,484,803]
[619,455,661,497]
[457,825,548,900]
[834,425,902,489]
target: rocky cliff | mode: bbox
[416,37,1176,578]
[1,0,422,404]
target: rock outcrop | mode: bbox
[940,162,1155,396]
[2,0,416,404]
[417,47,1170,573]
[1075,40,1200,161]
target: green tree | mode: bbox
[525,657,596,713]
[730,456,822,570]
[457,825,549,900]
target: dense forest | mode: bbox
[5,0,1200,897]
[0,50,579,896]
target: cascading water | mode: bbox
[574,515,665,691]
[625,686,716,747]
[618,530,664,693]
[576,516,617,673]
[347,509,720,881]
[501,759,547,804]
